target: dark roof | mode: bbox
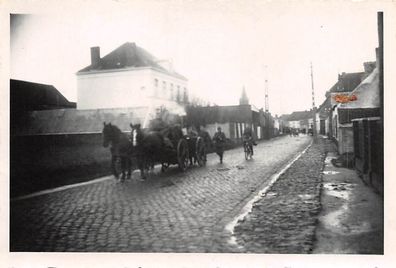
[328,72,366,94]
[10,79,76,113]
[77,42,187,80]
[284,110,314,121]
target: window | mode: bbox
[154,79,159,96]
[183,87,188,103]
[170,83,174,100]
[162,81,167,97]
[176,85,181,102]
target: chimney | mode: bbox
[90,46,100,68]
[364,61,376,74]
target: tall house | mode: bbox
[76,42,188,109]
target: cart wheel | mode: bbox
[177,139,189,171]
[195,136,206,167]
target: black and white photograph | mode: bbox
[3,0,396,267]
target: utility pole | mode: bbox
[310,62,317,141]
[263,65,271,139]
[265,79,269,113]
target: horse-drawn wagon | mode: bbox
[102,105,207,181]
[130,119,207,176]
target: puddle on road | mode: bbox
[321,182,371,235]
[298,194,314,200]
[322,203,372,235]
[322,170,340,175]
[324,156,337,166]
[265,191,278,197]
[323,183,354,200]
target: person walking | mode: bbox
[197,126,212,162]
[213,126,227,163]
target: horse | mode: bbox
[130,123,162,179]
[102,122,133,181]
[130,123,184,177]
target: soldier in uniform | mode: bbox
[242,125,257,155]
[213,127,227,163]
[197,126,212,161]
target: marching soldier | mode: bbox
[212,126,227,163]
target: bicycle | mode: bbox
[243,140,253,160]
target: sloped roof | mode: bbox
[339,68,379,109]
[284,110,314,121]
[10,79,76,112]
[328,72,366,93]
[77,42,187,80]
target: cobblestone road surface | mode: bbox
[10,135,311,252]
[234,137,331,253]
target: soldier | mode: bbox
[213,126,227,163]
[197,126,212,162]
[243,126,256,155]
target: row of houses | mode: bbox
[11,41,282,142]
[10,41,283,195]
[313,45,382,194]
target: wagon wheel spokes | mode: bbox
[195,137,206,167]
[177,139,189,171]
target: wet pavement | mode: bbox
[313,151,383,254]
[233,136,329,253]
[10,135,311,252]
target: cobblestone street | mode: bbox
[234,137,331,253]
[11,135,311,252]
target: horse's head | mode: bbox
[130,123,142,146]
[102,122,117,148]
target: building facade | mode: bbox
[77,43,188,110]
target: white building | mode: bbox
[76,42,188,110]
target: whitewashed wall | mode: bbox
[77,67,187,110]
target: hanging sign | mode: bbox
[331,93,358,105]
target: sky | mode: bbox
[10,0,380,116]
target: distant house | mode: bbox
[185,104,272,142]
[76,42,188,110]
[333,67,380,155]
[315,66,374,138]
[282,110,314,134]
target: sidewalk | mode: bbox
[313,148,384,254]
[232,136,383,253]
